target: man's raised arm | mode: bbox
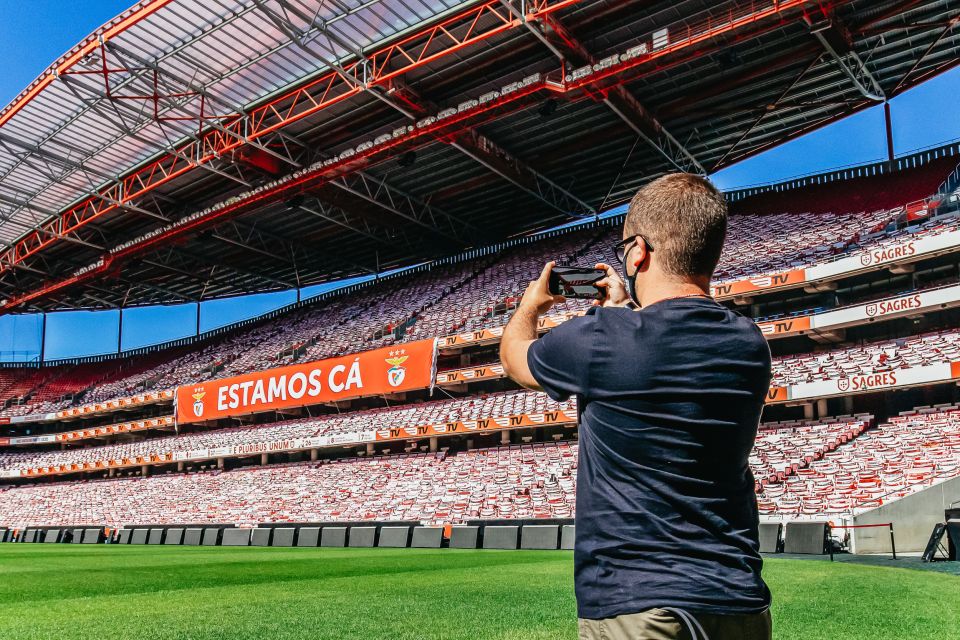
[500,261,563,391]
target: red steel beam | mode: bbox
[0,0,585,276]
[1,0,836,312]
[7,0,880,313]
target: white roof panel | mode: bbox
[0,0,469,248]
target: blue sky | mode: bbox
[1,1,960,361]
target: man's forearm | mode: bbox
[501,261,559,389]
[504,303,540,343]
[499,303,542,390]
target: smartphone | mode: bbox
[548,266,607,299]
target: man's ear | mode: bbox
[632,241,648,269]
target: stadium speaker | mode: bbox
[482,526,519,550]
[222,529,251,546]
[82,528,103,544]
[758,523,783,554]
[271,528,295,547]
[250,528,272,547]
[165,528,185,545]
[560,525,576,550]
[520,525,560,550]
[183,528,203,546]
[784,522,829,554]
[410,527,443,549]
[449,526,479,549]
[377,526,411,548]
[320,527,347,547]
[538,98,558,118]
[946,519,960,561]
[348,526,377,548]
[296,527,321,547]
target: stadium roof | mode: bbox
[1,0,959,312]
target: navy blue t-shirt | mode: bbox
[527,297,772,620]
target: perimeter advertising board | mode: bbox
[175,339,437,424]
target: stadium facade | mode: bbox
[2,0,960,555]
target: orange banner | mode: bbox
[757,315,812,337]
[436,364,505,385]
[56,416,174,442]
[711,269,806,299]
[56,389,174,419]
[438,313,580,349]
[373,408,578,441]
[176,340,436,424]
[951,361,960,380]
[765,387,789,404]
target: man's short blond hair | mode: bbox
[624,173,727,279]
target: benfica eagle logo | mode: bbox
[191,389,206,418]
[385,350,409,388]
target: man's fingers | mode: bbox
[596,262,618,278]
[539,261,556,282]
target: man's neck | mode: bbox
[637,277,711,309]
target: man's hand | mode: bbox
[501,261,564,392]
[594,262,631,308]
[519,261,566,316]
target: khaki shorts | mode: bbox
[578,607,771,640]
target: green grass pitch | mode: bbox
[1,545,957,639]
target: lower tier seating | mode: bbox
[0,441,578,528]
[0,390,576,473]
[3,407,959,528]
[757,407,960,515]
[751,416,871,488]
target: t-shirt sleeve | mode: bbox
[526,311,597,401]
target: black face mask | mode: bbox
[622,242,644,308]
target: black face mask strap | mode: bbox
[622,236,648,308]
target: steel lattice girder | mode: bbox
[0,0,836,312]
[0,0,585,276]
[531,9,705,175]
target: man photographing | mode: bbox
[500,174,772,640]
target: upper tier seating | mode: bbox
[0,369,50,407]
[728,154,959,217]
[4,205,959,418]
